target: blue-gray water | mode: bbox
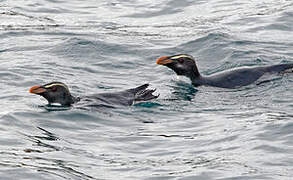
[1,0,293,179]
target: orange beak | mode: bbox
[29,85,46,94]
[156,56,174,65]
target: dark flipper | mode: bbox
[129,84,149,94]
[265,63,293,73]
[129,84,159,102]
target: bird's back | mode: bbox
[202,66,266,88]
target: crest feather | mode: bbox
[44,82,69,90]
[170,54,193,60]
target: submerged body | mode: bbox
[29,82,158,108]
[157,54,293,89]
[77,84,158,108]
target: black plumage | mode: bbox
[157,54,293,89]
[29,82,158,108]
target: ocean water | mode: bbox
[1,0,293,179]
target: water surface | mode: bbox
[1,0,293,179]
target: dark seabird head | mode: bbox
[29,82,76,106]
[156,54,200,80]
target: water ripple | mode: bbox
[1,0,293,179]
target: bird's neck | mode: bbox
[188,65,204,86]
[59,95,80,106]
[70,95,80,105]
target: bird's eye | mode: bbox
[178,58,184,63]
[51,86,57,92]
